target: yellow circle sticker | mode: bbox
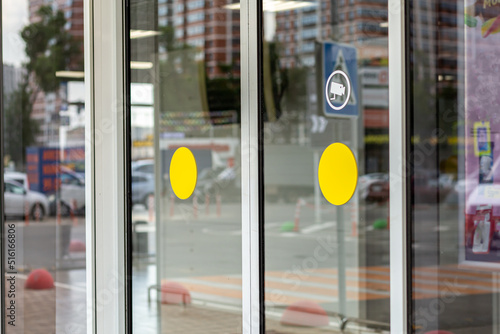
[318,143,358,205]
[170,147,197,199]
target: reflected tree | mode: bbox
[21,5,82,100]
[3,79,39,168]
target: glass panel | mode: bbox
[409,0,500,332]
[261,0,390,332]
[2,0,87,332]
[129,0,242,332]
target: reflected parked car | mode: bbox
[131,159,154,175]
[4,180,49,220]
[131,172,155,208]
[49,167,86,216]
[358,173,389,202]
[4,171,29,191]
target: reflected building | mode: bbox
[271,0,390,173]
[28,0,84,146]
[3,64,25,98]
[274,0,388,68]
[159,0,241,78]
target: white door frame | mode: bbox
[84,0,409,332]
[85,0,127,333]
[389,0,409,332]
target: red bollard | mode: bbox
[293,198,303,232]
[160,282,191,305]
[281,300,329,327]
[69,240,86,252]
[25,269,54,290]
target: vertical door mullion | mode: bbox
[85,0,127,333]
[389,0,409,332]
[0,1,5,331]
[241,0,262,332]
[83,0,95,332]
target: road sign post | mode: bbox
[314,41,360,321]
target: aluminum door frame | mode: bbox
[85,0,128,333]
[84,0,410,332]
[389,0,409,332]
[241,0,263,331]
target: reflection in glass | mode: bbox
[262,0,390,332]
[2,0,87,332]
[410,0,500,332]
[129,0,242,332]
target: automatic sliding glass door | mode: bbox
[260,1,392,332]
[128,0,243,332]
[126,0,396,332]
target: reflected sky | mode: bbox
[2,0,28,66]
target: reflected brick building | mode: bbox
[28,0,84,146]
[159,0,241,78]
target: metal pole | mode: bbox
[336,205,347,316]
[313,150,322,224]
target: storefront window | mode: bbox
[409,0,500,332]
[2,0,87,332]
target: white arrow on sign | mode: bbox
[311,115,319,133]
[318,116,328,133]
[311,115,329,134]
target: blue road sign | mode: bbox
[322,42,358,117]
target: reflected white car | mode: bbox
[4,171,29,191]
[132,159,154,175]
[4,180,49,220]
[48,168,86,216]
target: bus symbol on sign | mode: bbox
[325,70,351,111]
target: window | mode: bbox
[187,12,204,23]
[187,25,204,36]
[187,0,205,9]
[174,16,184,25]
[5,182,24,195]
[158,5,168,16]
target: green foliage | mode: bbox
[158,26,241,124]
[21,5,82,93]
[3,79,39,168]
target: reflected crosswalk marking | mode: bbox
[164,265,500,307]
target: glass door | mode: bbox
[1,1,88,332]
[408,0,500,332]
[128,0,242,332]
[260,0,391,332]
[126,0,393,332]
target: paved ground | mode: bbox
[4,201,500,333]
